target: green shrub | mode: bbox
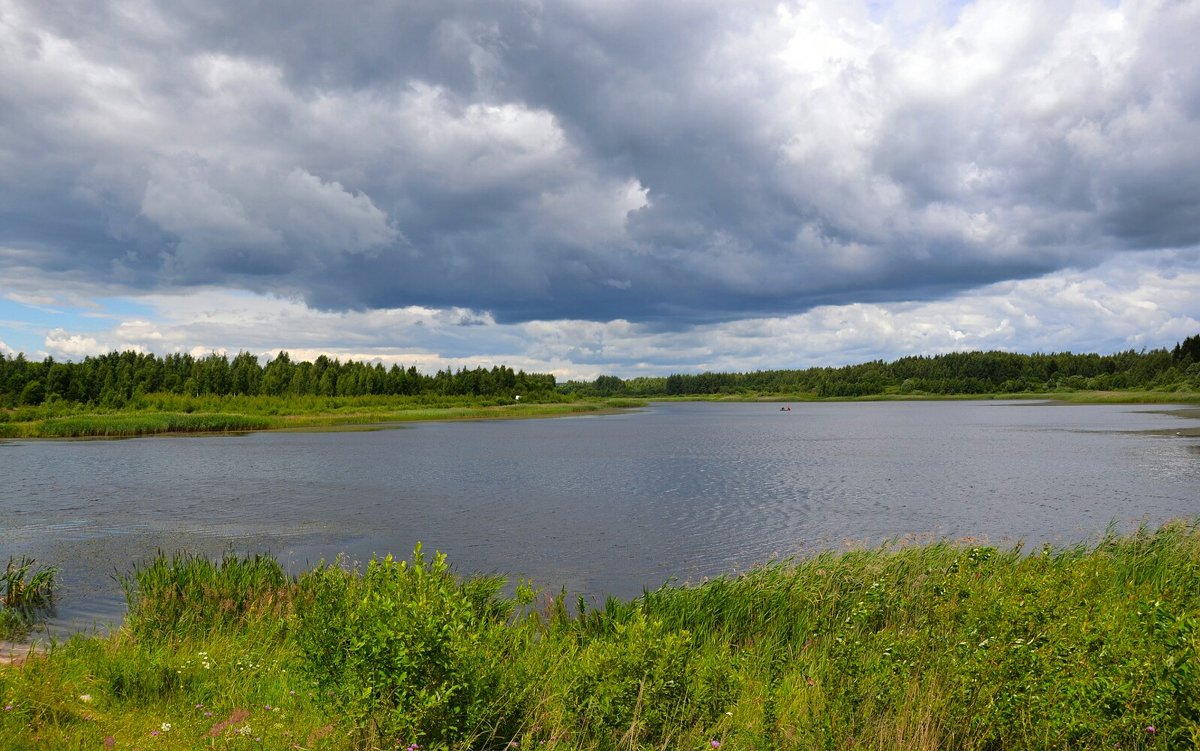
[293,544,514,748]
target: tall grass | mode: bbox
[0,557,58,640]
[2,522,1198,749]
[119,551,290,642]
[36,413,278,438]
[2,397,619,438]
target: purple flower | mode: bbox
[711,742,721,749]
[1146,726,1156,734]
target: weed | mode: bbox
[0,557,58,639]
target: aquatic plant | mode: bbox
[120,551,289,642]
[0,557,58,639]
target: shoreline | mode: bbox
[2,521,1198,749]
[3,390,1197,440]
[0,400,638,441]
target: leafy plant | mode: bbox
[293,544,515,748]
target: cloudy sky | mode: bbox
[2,0,1198,379]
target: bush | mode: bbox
[293,545,514,748]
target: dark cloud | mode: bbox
[2,0,1199,328]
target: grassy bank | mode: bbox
[0,396,634,439]
[3,389,1197,439]
[3,522,1198,749]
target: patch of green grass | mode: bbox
[3,522,1199,749]
[33,412,279,438]
[120,551,290,643]
[6,398,629,438]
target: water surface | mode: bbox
[2,400,1197,635]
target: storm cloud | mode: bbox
[2,0,1198,342]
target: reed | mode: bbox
[0,557,58,640]
[1,398,621,439]
[119,551,290,642]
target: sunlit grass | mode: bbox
[0,397,626,438]
[2,521,1198,749]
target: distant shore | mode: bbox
[0,399,639,440]
[2,390,1198,439]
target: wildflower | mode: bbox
[150,730,159,737]
[79,694,93,703]
[4,705,12,711]
[1146,726,1156,734]
[711,742,721,749]
[161,722,172,732]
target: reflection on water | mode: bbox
[2,400,1198,636]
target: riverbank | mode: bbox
[2,521,1197,750]
[3,389,1197,440]
[0,397,637,439]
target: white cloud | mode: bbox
[24,249,1200,379]
[43,329,112,358]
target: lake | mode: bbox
[2,400,1198,635]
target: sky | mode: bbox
[1,0,1198,380]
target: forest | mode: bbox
[1,334,1198,408]
[564,334,1200,398]
[0,350,556,408]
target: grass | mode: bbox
[2,521,1199,749]
[2,390,1196,439]
[0,396,628,439]
[1,558,59,640]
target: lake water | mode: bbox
[2,400,1198,635]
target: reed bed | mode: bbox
[0,399,616,439]
[1,521,1197,750]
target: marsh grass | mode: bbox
[0,558,58,640]
[2,522,1199,749]
[3,396,619,438]
[120,551,290,642]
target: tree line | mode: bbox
[0,350,556,408]
[563,334,1200,398]
[3,334,1198,408]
